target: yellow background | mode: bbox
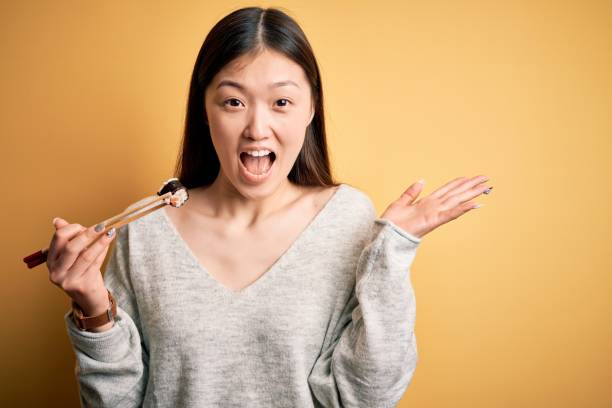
[1,0,610,406]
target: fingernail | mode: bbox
[52,217,59,226]
[94,223,105,232]
[483,186,493,194]
[417,179,425,185]
[473,203,483,209]
[106,227,115,237]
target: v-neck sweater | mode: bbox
[63,183,422,408]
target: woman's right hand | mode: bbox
[47,217,116,319]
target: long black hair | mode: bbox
[174,6,338,189]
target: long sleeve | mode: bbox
[308,217,421,408]
[63,223,149,407]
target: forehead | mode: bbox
[213,48,309,90]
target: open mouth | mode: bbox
[239,151,277,176]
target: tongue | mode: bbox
[242,154,272,175]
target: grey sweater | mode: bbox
[64,183,421,408]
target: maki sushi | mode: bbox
[157,177,189,208]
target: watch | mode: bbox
[71,289,117,331]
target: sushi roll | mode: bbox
[157,177,189,208]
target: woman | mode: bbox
[47,6,492,407]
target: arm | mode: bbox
[308,217,421,408]
[64,223,149,407]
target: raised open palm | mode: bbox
[381,175,493,239]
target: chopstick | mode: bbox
[23,192,172,269]
[96,193,169,233]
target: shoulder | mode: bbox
[320,183,377,242]
[336,183,377,220]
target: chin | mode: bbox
[235,172,288,200]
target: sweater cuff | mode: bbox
[374,218,422,245]
[64,306,135,362]
[355,218,421,294]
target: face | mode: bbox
[204,48,314,198]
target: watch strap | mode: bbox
[71,289,117,331]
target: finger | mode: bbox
[398,180,425,206]
[53,217,70,229]
[57,248,108,296]
[431,176,485,198]
[83,244,112,279]
[48,223,90,282]
[48,217,70,263]
[436,174,489,201]
[441,178,492,208]
[453,182,492,205]
[440,200,480,224]
[48,221,87,265]
[429,176,468,199]
[54,224,106,272]
[70,229,116,278]
[92,246,109,271]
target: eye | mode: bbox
[275,98,291,108]
[223,98,244,108]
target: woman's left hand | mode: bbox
[380,175,492,239]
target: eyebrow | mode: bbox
[216,79,300,91]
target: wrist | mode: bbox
[71,289,117,331]
[72,286,110,316]
[86,320,115,333]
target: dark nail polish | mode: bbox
[483,186,493,194]
[106,227,115,237]
[94,223,105,232]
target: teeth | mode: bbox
[245,150,271,157]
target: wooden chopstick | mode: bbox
[98,201,167,233]
[23,192,173,269]
[95,193,170,231]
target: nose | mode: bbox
[244,103,273,141]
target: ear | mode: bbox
[308,105,315,126]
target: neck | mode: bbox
[194,172,302,229]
